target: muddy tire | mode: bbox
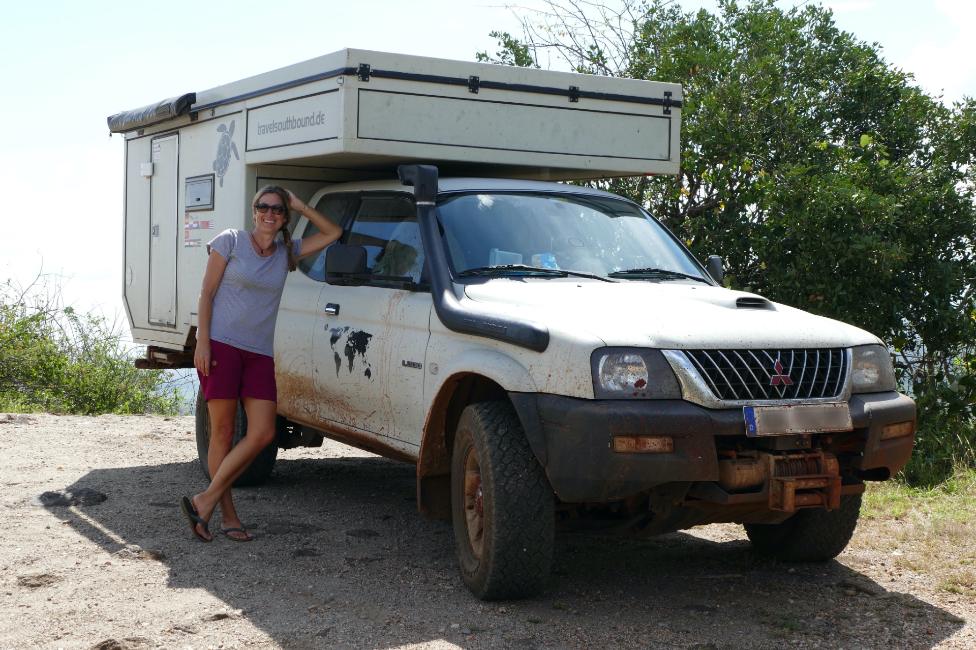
[744,494,862,562]
[450,401,554,600]
[194,387,277,487]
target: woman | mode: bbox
[181,186,342,542]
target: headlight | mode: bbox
[851,344,897,393]
[591,348,682,399]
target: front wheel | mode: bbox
[194,387,278,487]
[450,401,554,600]
[744,493,862,562]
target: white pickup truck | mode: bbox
[110,49,915,600]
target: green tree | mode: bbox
[481,0,976,483]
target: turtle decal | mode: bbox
[212,120,240,187]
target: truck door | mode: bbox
[312,193,431,454]
[148,134,178,326]
[276,192,358,422]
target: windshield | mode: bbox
[436,192,707,281]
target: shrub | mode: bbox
[904,357,976,485]
[0,277,180,415]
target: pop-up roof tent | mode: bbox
[109,48,682,350]
[109,48,682,180]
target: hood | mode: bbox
[462,279,879,349]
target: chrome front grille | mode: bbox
[683,348,848,401]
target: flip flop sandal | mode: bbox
[220,527,254,542]
[180,496,212,542]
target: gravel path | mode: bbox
[1,413,973,649]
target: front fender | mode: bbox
[414,349,537,519]
[428,347,538,395]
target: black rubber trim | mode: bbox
[170,65,680,123]
[369,69,682,109]
[192,66,358,113]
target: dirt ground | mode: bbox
[1,413,973,649]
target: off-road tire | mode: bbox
[744,493,862,562]
[194,387,277,487]
[450,401,554,600]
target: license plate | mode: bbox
[743,403,852,437]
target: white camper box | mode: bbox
[109,48,681,356]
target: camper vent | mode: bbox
[736,297,773,310]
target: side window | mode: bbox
[298,193,360,281]
[346,195,425,286]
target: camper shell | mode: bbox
[111,49,915,601]
[110,48,681,351]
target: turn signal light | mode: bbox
[880,421,915,440]
[611,435,674,454]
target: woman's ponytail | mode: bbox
[281,223,297,272]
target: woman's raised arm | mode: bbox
[287,190,343,259]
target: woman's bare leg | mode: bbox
[202,398,245,532]
[191,398,276,534]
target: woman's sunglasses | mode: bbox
[254,203,287,216]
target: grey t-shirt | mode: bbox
[207,229,301,357]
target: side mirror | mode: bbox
[705,255,724,284]
[325,244,367,285]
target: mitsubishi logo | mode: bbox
[770,357,793,386]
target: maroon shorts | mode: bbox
[197,340,277,402]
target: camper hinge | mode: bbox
[358,63,371,82]
[468,75,480,94]
[568,85,580,103]
[663,91,673,115]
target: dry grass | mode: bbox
[857,470,976,597]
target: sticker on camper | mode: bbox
[246,92,340,151]
[184,212,214,247]
[212,120,240,187]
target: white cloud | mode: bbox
[1,140,125,318]
[906,1,976,101]
[934,0,976,23]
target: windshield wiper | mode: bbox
[608,267,710,284]
[458,264,567,278]
[458,264,614,282]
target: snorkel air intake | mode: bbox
[399,164,549,352]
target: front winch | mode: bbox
[767,451,841,512]
[716,450,842,513]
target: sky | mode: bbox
[0,0,973,324]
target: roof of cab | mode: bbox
[316,177,632,201]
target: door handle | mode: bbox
[324,303,340,316]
